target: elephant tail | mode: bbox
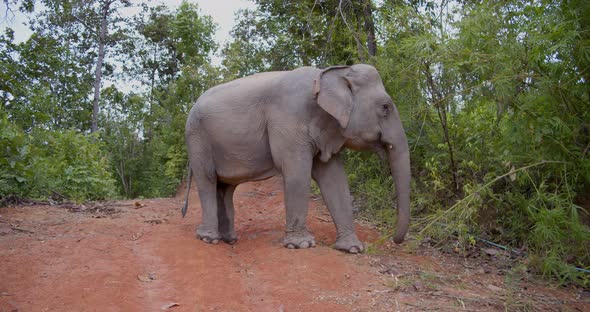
[181,162,192,218]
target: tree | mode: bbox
[128,2,216,136]
[222,0,380,76]
[1,28,94,131]
[30,0,132,133]
[98,1,218,198]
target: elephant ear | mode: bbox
[313,66,353,129]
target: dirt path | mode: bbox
[0,177,587,311]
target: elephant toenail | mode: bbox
[211,239,219,244]
[349,246,359,254]
[287,244,295,249]
[300,241,310,249]
[311,241,316,247]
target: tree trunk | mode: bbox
[362,0,377,57]
[146,44,157,142]
[116,161,129,197]
[338,0,366,62]
[424,62,459,194]
[91,1,111,133]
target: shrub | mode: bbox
[28,130,117,201]
[0,113,117,203]
[0,112,32,198]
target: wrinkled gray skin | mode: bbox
[184,64,410,253]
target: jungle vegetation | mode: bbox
[1,0,588,286]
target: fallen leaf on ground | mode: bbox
[483,248,501,256]
[486,284,503,292]
[413,281,425,291]
[137,273,156,282]
[160,302,179,310]
[0,224,11,235]
[131,232,144,241]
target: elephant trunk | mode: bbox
[387,134,411,244]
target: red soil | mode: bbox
[0,177,587,311]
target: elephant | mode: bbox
[182,64,410,253]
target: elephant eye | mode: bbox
[381,104,390,114]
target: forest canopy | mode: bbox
[1,0,589,286]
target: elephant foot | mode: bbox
[220,231,238,245]
[334,233,364,254]
[196,227,220,244]
[284,229,316,249]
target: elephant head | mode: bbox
[313,64,411,244]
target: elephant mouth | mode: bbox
[345,135,395,157]
[373,143,397,176]
[372,143,390,160]
[344,138,375,151]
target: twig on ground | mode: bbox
[51,190,70,200]
[314,216,331,223]
[425,291,504,305]
[11,226,35,233]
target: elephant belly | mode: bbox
[212,139,277,184]
[203,109,277,184]
[196,89,280,184]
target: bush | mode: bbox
[0,113,117,203]
[0,112,32,198]
[28,130,117,201]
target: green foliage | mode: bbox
[343,150,396,228]
[1,30,93,131]
[340,0,590,286]
[221,0,377,78]
[28,130,117,201]
[0,111,32,197]
[3,0,589,287]
[1,109,116,202]
[172,1,217,66]
[99,2,219,198]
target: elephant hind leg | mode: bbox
[187,137,220,244]
[217,182,237,244]
[194,177,220,244]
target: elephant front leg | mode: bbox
[282,158,316,249]
[312,155,364,253]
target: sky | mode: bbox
[144,0,255,47]
[0,0,256,64]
